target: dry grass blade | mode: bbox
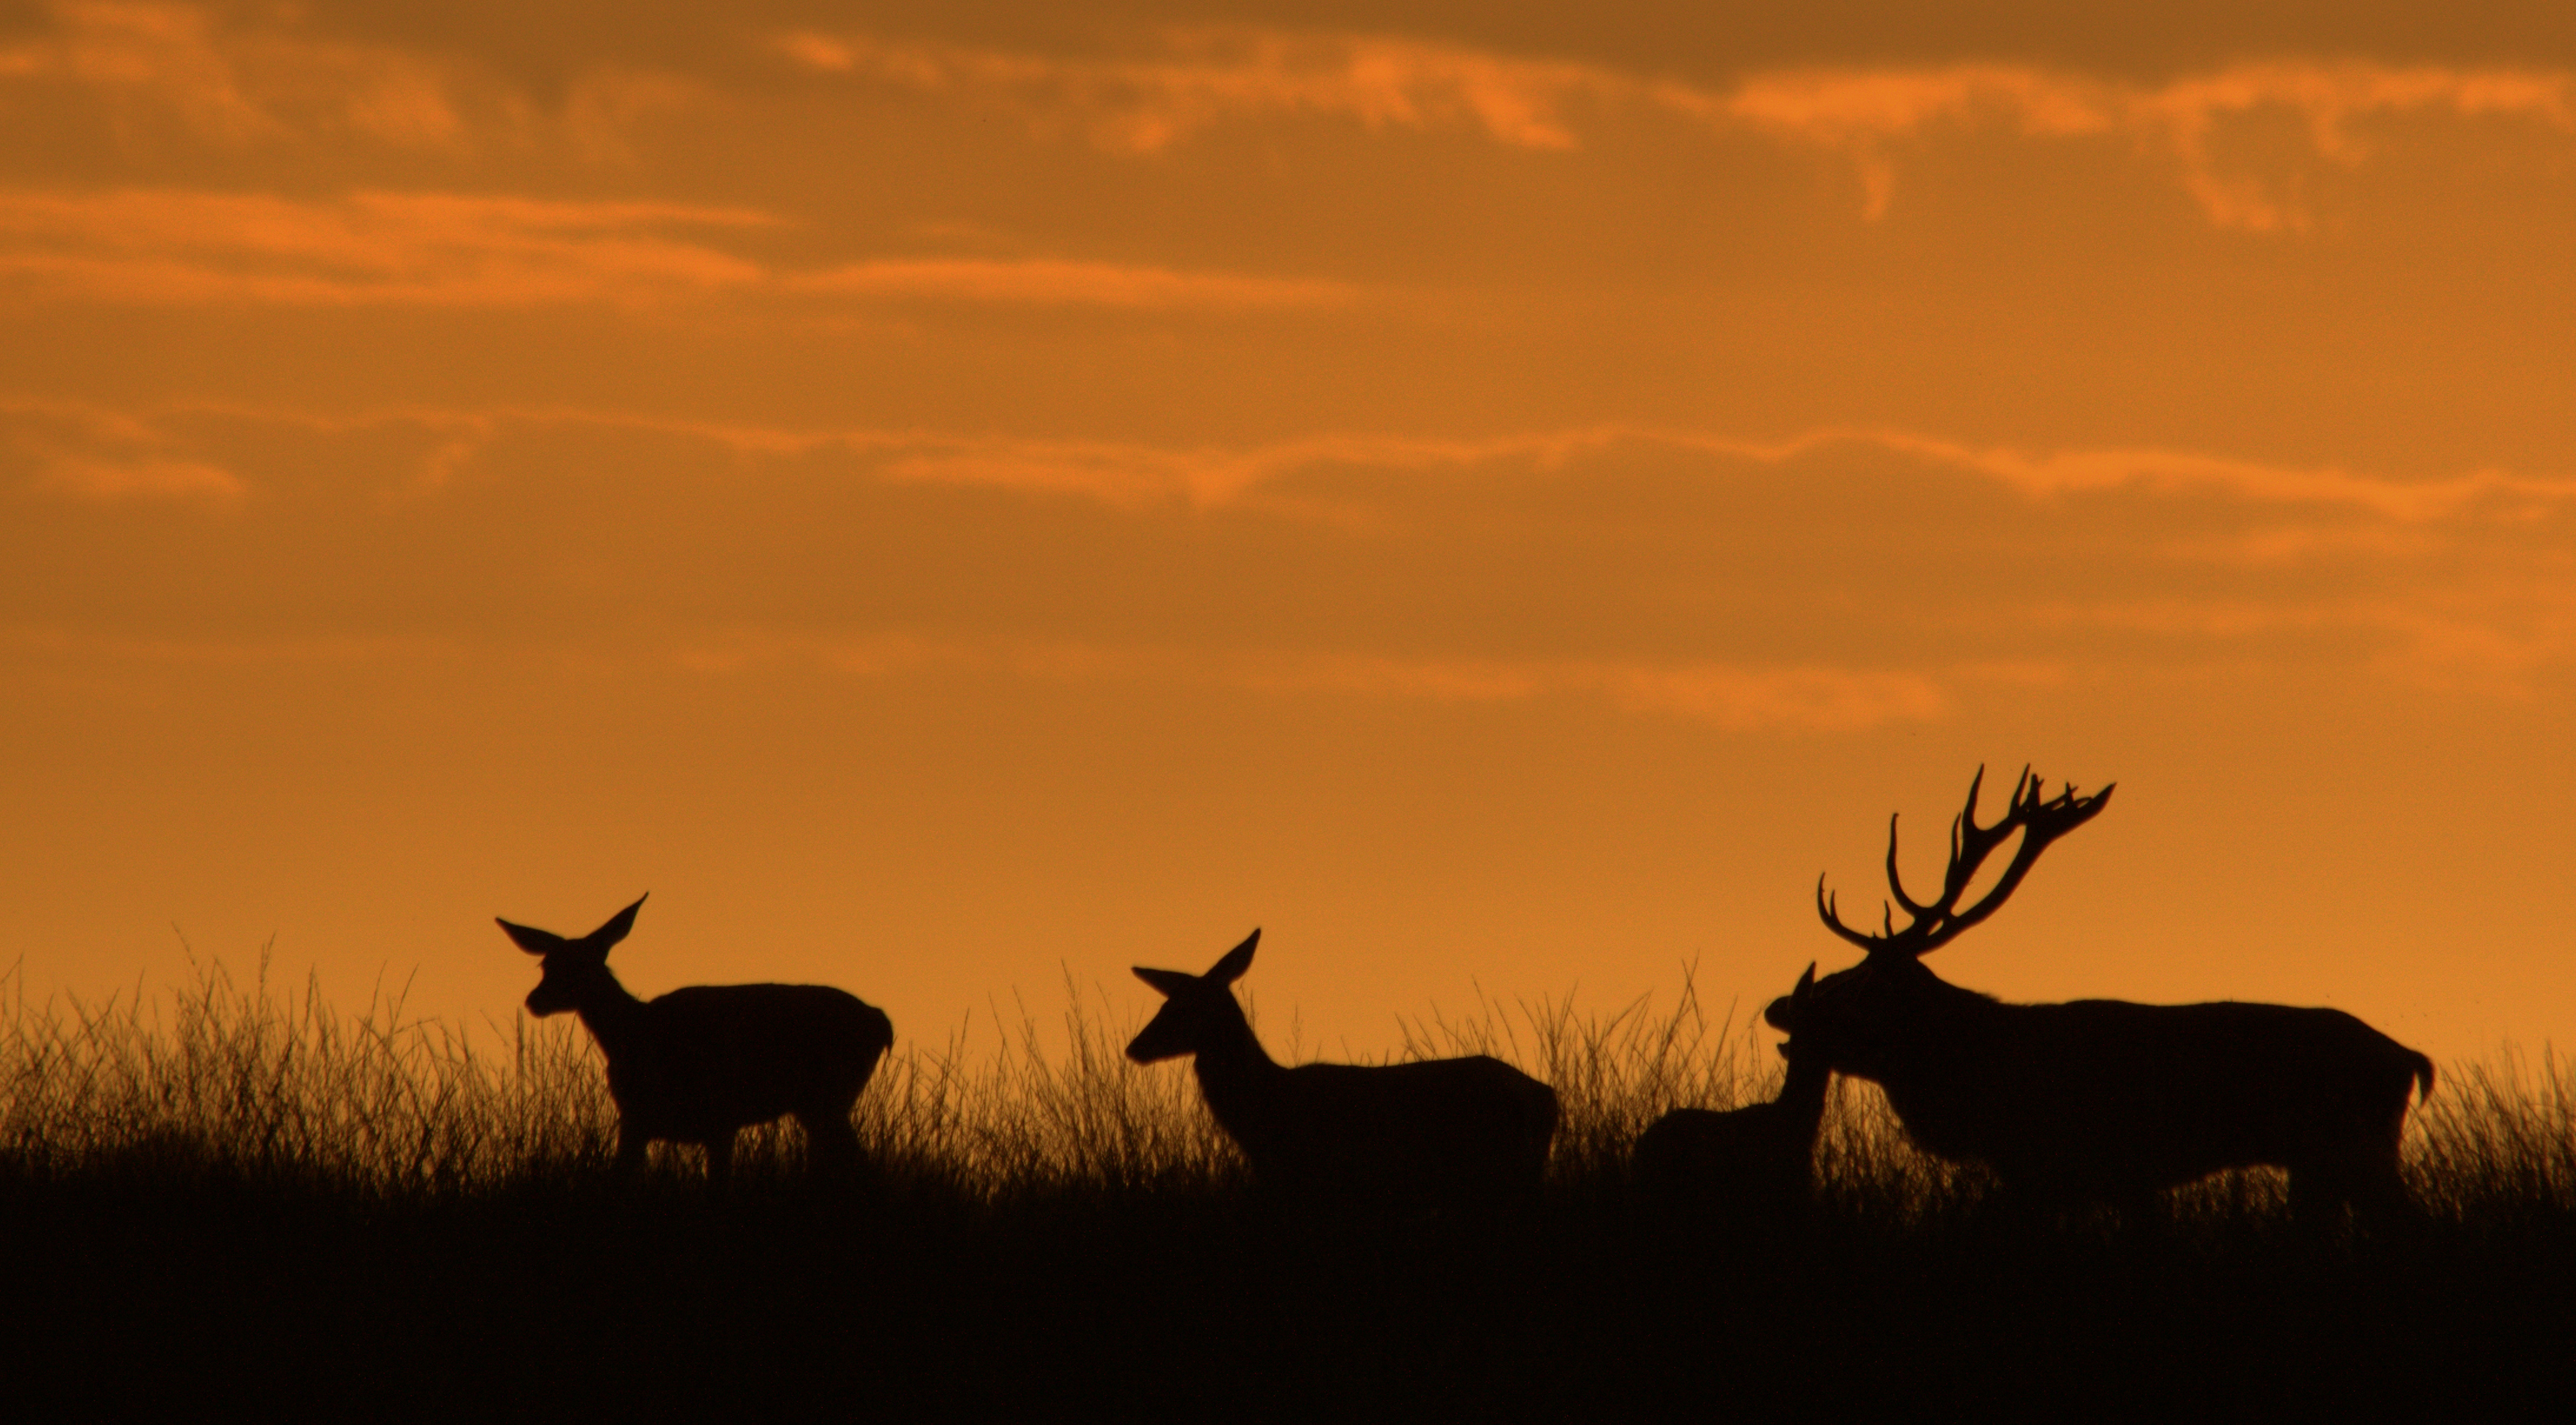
[1,955,2568,1225]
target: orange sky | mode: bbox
[5,1,2574,1069]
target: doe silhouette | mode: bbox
[1633,964,1832,1218]
[1787,766,2434,1219]
[499,894,894,1184]
[1128,929,1558,1207]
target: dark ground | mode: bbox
[6,1169,2572,1422]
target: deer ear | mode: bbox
[496,918,566,956]
[1207,928,1259,983]
[1795,962,1816,996]
[1133,966,1198,998]
[583,894,648,951]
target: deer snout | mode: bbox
[1123,1024,1178,1064]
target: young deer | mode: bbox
[1128,929,1559,1207]
[1791,767,2435,1219]
[499,894,894,1184]
[1633,965,1832,1217]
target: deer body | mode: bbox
[1849,989,2429,1205]
[1787,768,2433,1217]
[1129,930,1558,1205]
[1634,967,1833,1214]
[501,896,894,1182]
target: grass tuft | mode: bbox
[5,955,2574,1413]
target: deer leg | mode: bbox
[2109,1185,2165,1232]
[1979,1178,2064,1235]
[799,1109,863,1179]
[2299,1150,2417,1235]
[2285,1162,2364,1237]
[2349,1172,2418,1233]
[612,1124,649,1179]
[2355,1121,2423,1232]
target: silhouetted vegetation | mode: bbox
[4,956,2572,1417]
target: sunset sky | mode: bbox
[5,1,2574,1069]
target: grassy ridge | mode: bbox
[4,957,2574,1416]
[0,954,1785,1199]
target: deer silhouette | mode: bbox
[1128,929,1559,1207]
[1784,767,2434,1219]
[1633,965,1832,1217]
[500,894,894,1184]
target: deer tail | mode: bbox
[2410,1051,2436,1105]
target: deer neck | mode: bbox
[1188,1001,1288,1134]
[1868,970,2012,1118]
[571,970,651,1059]
[1879,958,2002,1029]
[1775,1050,1834,1135]
[1914,969,2007,1036]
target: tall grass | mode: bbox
[4,952,2571,1224]
[2409,1048,2576,1221]
[0,950,614,1192]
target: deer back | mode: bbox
[1862,996,2431,1194]
[1246,1055,1557,1198]
[609,983,894,1141]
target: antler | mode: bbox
[1817,765,2114,958]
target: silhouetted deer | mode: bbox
[1785,767,2434,1219]
[499,894,894,1184]
[1634,965,1832,1217]
[1128,929,1559,1207]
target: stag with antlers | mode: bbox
[1782,767,2434,1219]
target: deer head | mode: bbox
[499,893,648,1017]
[1778,767,2111,1075]
[1126,929,1259,1063]
[1760,962,1818,1059]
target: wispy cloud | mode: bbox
[34,452,242,499]
[1597,662,1948,729]
[11,10,2571,231]
[776,27,2576,228]
[671,629,1945,733]
[788,257,1357,310]
[2376,593,2576,695]
[1844,431,2576,521]
[828,422,2576,523]
[0,189,772,305]
[0,187,1360,311]
[17,398,2575,526]
[1230,650,1944,730]
[2158,525,2445,568]
[774,27,1602,153]
[12,397,2572,695]
[1724,62,2576,226]
[0,185,1370,311]
[2027,584,2576,696]
[2,1,464,148]
[0,1,700,158]
[16,9,2567,233]
[3,394,243,500]
[0,624,445,664]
